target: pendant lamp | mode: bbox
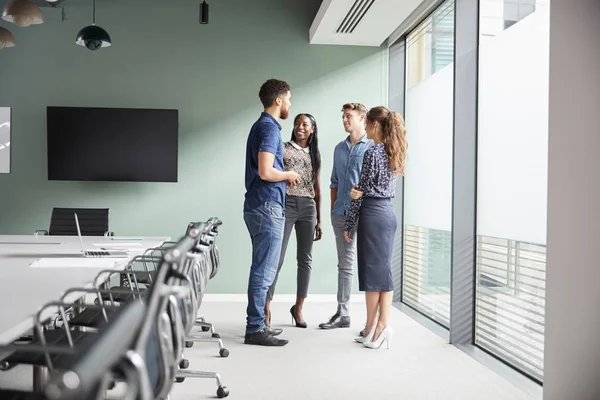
[199,1,209,24]
[2,0,43,28]
[0,27,16,51]
[76,0,111,51]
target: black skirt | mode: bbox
[357,197,397,292]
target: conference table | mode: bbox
[0,234,170,391]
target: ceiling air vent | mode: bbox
[336,0,376,34]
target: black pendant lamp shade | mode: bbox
[76,25,111,50]
[199,1,209,24]
[76,0,111,50]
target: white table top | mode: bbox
[0,235,170,344]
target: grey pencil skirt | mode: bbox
[357,197,397,292]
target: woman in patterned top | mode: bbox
[343,106,407,349]
[265,113,322,328]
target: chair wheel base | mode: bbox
[179,359,189,369]
[185,341,193,348]
[201,326,210,332]
[217,386,229,398]
[219,348,230,358]
[212,332,220,339]
[175,377,185,383]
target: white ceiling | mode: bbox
[310,0,423,46]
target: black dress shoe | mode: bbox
[265,326,283,336]
[244,330,289,346]
[319,314,350,329]
[319,312,340,329]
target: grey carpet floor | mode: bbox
[169,300,535,400]
[0,299,538,400]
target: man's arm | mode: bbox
[330,188,338,214]
[330,147,338,213]
[257,124,299,183]
[258,152,298,182]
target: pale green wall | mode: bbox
[0,0,387,294]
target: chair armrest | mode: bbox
[61,287,134,308]
[93,268,154,292]
[34,230,49,236]
[0,343,76,354]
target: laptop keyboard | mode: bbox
[85,251,110,257]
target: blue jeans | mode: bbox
[244,201,285,334]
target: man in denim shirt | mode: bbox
[243,79,300,346]
[319,103,373,330]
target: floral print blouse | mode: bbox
[284,141,315,198]
[344,143,396,232]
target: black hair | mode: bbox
[258,79,291,108]
[291,113,321,181]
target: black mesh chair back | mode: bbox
[133,235,198,399]
[44,300,146,400]
[49,208,110,236]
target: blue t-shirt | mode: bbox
[244,112,286,212]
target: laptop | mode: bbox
[74,213,129,258]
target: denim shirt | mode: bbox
[244,112,286,212]
[330,134,373,216]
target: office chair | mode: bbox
[185,220,223,338]
[127,233,229,399]
[164,227,230,398]
[88,219,230,359]
[0,299,146,400]
[34,207,113,236]
[60,224,231,398]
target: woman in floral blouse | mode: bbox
[265,113,322,328]
[344,106,407,349]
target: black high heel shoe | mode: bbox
[290,305,307,328]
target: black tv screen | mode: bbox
[47,106,178,182]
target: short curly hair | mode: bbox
[259,79,291,108]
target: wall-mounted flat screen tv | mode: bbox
[47,106,178,182]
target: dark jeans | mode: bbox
[267,196,317,300]
[244,201,285,334]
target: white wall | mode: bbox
[544,1,600,398]
[477,5,550,245]
[0,107,9,174]
[404,64,454,231]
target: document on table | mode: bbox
[29,258,126,269]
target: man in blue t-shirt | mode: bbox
[243,79,300,346]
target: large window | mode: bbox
[406,1,455,88]
[481,0,536,34]
[390,0,549,385]
[476,0,550,382]
[402,0,455,327]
